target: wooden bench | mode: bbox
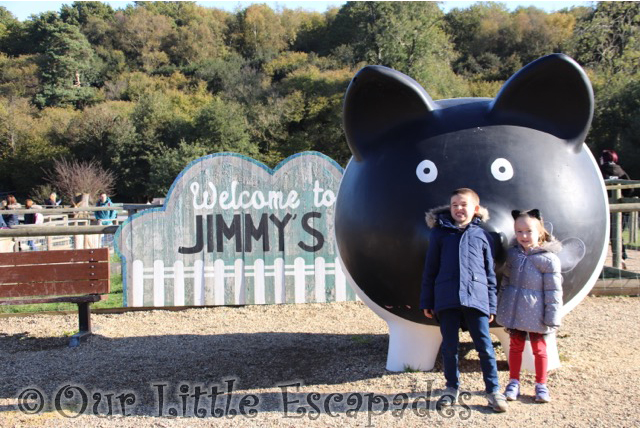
[0,248,110,347]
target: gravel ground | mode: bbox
[0,296,638,427]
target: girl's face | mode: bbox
[514,216,541,250]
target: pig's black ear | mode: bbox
[343,65,437,161]
[489,53,594,150]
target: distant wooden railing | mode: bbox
[605,179,640,270]
[0,204,160,238]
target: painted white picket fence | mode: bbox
[130,256,355,307]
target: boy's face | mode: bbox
[450,193,479,227]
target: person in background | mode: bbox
[95,193,117,225]
[44,192,60,207]
[599,149,633,263]
[95,192,117,248]
[2,195,20,227]
[23,198,43,250]
[599,149,630,183]
[23,199,37,225]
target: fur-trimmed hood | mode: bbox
[425,204,490,228]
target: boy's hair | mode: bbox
[511,209,552,244]
[451,188,480,205]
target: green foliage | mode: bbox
[111,7,174,71]
[588,73,640,179]
[148,139,209,197]
[568,2,640,75]
[231,4,289,62]
[447,3,575,80]
[33,21,101,108]
[0,97,72,192]
[0,53,39,99]
[0,1,637,199]
[192,97,255,155]
[60,1,115,28]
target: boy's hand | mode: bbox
[489,314,494,323]
[423,309,434,318]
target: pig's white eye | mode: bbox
[491,158,514,181]
[416,159,438,183]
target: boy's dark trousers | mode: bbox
[438,307,500,393]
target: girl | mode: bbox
[496,209,563,403]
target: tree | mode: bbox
[191,97,256,155]
[0,6,22,55]
[148,140,209,197]
[569,2,640,75]
[63,101,137,171]
[446,3,575,80]
[326,2,466,98]
[230,4,288,62]
[164,12,229,66]
[112,7,173,71]
[45,157,116,204]
[0,99,72,193]
[0,53,40,99]
[60,1,115,28]
[33,22,100,108]
[291,9,337,54]
[270,65,352,165]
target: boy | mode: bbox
[420,188,507,412]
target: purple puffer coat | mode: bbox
[496,240,563,334]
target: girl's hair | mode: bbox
[6,195,16,206]
[511,209,552,245]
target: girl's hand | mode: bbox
[489,314,495,323]
[424,309,434,318]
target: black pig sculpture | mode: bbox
[335,54,608,371]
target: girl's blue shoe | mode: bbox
[535,383,551,403]
[504,379,520,401]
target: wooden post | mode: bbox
[612,187,623,269]
[631,211,638,244]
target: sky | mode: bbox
[0,1,595,21]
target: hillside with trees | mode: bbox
[0,1,638,201]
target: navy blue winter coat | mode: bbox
[419,205,497,317]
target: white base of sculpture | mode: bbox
[386,317,442,372]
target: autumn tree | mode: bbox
[230,4,289,62]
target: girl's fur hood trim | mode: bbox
[425,204,490,228]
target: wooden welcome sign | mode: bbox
[116,152,356,307]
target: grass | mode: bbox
[350,334,372,345]
[0,252,124,314]
[403,365,420,373]
[622,229,640,247]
